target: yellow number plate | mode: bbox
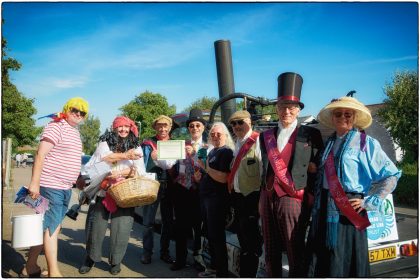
[369,246,397,263]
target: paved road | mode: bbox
[2,167,199,278]
[2,167,418,277]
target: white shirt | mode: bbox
[277,119,298,152]
[86,141,146,197]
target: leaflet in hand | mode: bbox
[14,186,50,214]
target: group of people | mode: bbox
[15,153,29,168]
[21,71,401,278]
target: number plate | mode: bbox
[369,245,397,263]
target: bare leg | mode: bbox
[44,226,62,277]
[24,245,44,275]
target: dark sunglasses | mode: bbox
[70,108,87,117]
[333,111,353,119]
[189,124,202,129]
[210,132,223,138]
[230,120,245,127]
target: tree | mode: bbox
[183,97,218,112]
[120,91,176,139]
[79,115,101,155]
[378,71,418,163]
[2,35,39,150]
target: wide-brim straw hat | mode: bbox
[317,96,372,130]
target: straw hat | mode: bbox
[317,96,372,130]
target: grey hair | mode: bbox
[209,122,235,150]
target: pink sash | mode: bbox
[263,128,304,200]
[325,152,371,230]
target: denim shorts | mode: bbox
[40,186,72,236]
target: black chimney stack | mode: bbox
[214,40,236,124]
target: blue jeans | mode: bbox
[142,181,174,257]
[40,186,72,236]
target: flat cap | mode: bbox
[228,110,251,123]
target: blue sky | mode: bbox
[3,2,418,132]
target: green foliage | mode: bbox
[120,91,176,139]
[2,37,21,86]
[378,71,418,163]
[2,36,39,150]
[170,127,190,140]
[79,115,101,155]
[184,96,217,112]
[393,162,418,207]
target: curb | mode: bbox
[395,207,417,218]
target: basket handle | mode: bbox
[127,163,136,178]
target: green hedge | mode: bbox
[393,162,418,208]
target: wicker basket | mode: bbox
[108,176,160,208]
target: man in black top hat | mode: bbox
[170,109,208,271]
[258,72,324,277]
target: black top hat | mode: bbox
[186,109,207,127]
[277,72,304,109]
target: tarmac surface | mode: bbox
[2,167,200,278]
[2,166,418,278]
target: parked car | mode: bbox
[25,154,34,166]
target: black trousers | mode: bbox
[306,189,370,277]
[173,183,203,265]
[200,191,229,277]
[231,191,262,277]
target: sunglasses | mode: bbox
[189,124,202,129]
[230,120,245,127]
[333,111,353,119]
[70,108,87,117]
[210,132,223,138]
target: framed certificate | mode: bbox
[157,140,185,160]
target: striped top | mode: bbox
[39,119,82,190]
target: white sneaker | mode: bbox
[198,268,217,278]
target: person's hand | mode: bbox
[308,162,317,173]
[186,146,194,157]
[349,198,365,213]
[108,170,123,179]
[28,183,40,199]
[151,150,158,160]
[193,170,202,182]
[126,149,141,160]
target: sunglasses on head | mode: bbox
[189,124,202,129]
[230,120,245,127]
[70,108,87,117]
[210,132,223,138]
[333,111,353,119]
